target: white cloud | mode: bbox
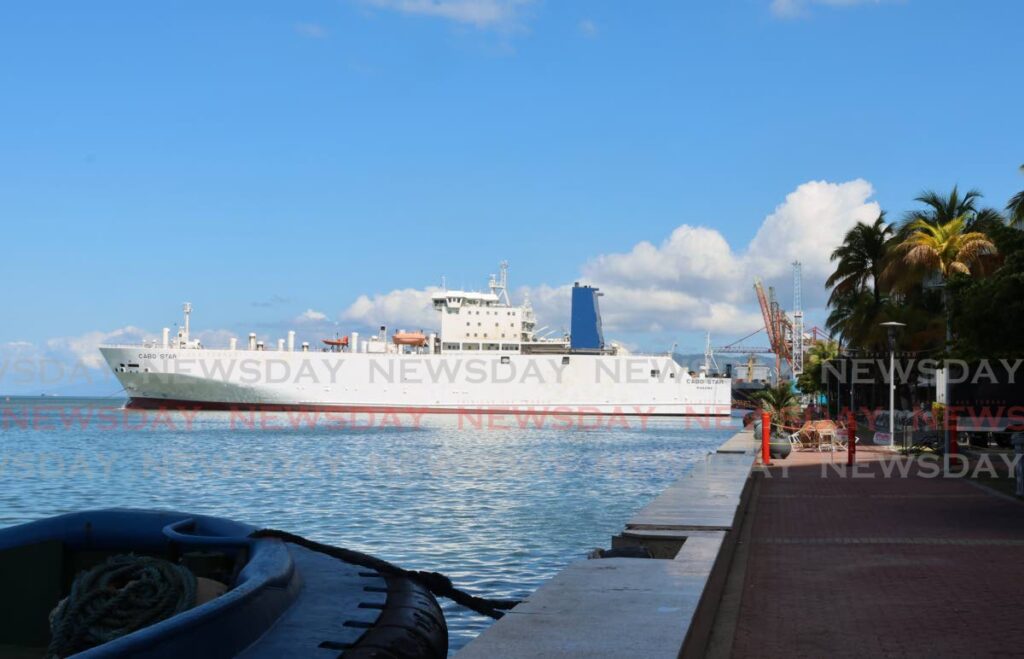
[0,327,150,395]
[334,179,878,345]
[296,308,328,323]
[46,326,152,369]
[341,287,442,330]
[362,0,535,29]
[582,225,742,303]
[578,18,599,38]
[770,0,890,18]
[583,179,878,316]
[294,22,329,38]
[746,179,880,285]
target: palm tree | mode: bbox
[905,185,1001,229]
[825,212,893,306]
[1008,164,1024,227]
[825,290,887,350]
[891,217,996,455]
[890,217,997,345]
[896,218,995,278]
[753,382,800,433]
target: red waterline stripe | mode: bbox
[124,398,733,417]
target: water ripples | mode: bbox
[0,398,737,652]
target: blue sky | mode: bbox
[1,0,1022,390]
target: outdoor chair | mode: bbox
[789,426,816,451]
[816,428,838,451]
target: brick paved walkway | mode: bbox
[731,448,1024,658]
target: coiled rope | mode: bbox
[48,554,196,658]
[250,529,521,619]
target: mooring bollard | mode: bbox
[761,410,771,465]
[847,410,856,466]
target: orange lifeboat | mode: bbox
[322,336,349,347]
[392,331,427,347]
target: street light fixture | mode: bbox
[880,322,906,444]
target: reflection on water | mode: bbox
[0,397,737,651]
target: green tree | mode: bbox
[825,212,893,306]
[797,339,840,395]
[1008,165,1024,227]
[950,221,1024,357]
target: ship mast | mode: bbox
[489,260,511,306]
[703,331,718,374]
[182,302,192,344]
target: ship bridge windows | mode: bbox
[442,342,460,351]
[501,344,520,351]
[483,343,500,351]
[462,342,480,351]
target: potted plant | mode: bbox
[752,383,800,459]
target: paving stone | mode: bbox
[732,447,1024,658]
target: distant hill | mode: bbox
[671,352,771,376]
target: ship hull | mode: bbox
[101,346,732,417]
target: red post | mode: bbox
[847,410,856,466]
[761,410,771,465]
[949,407,958,456]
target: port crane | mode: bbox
[754,277,794,376]
[716,262,826,382]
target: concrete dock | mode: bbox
[458,429,759,658]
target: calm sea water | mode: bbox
[0,397,737,652]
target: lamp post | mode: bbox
[880,322,906,444]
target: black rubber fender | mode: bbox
[343,575,448,658]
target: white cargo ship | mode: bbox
[100,265,731,416]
